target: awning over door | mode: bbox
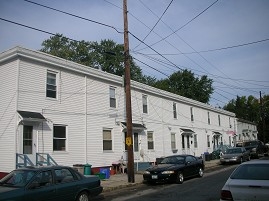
[212,131,222,136]
[18,110,46,123]
[180,128,194,135]
[121,122,146,131]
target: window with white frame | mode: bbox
[103,129,112,151]
[142,95,148,114]
[147,131,154,150]
[53,125,66,151]
[171,133,176,150]
[207,135,210,148]
[218,115,221,126]
[207,111,210,125]
[173,102,177,119]
[109,87,116,108]
[46,71,57,98]
[190,107,194,122]
[194,134,198,148]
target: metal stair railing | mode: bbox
[36,153,58,166]
[16,153,35,169]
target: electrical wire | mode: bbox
[136,0,219,52]
[24,0,123,34]
[133,0,174,50]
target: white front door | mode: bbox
[23,125,36,164]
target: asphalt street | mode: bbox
[94,165,237,201]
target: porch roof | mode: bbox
[121,122,146,131]
[213,131,222,136]
[18,110,46,123]
[180,128,194,135]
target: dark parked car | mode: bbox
[0,166,103,201]
[220,147,250,164]
[238,140,268,159]
[143,154,204,184]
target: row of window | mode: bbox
[46,71,231,127]
[23,124,229,155]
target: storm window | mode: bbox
[142,95,148,114]
[109,87,116,108]
[53,125,66,151]
[46,71,57,99]
[103,129,112,151]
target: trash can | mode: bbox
[84,164,92,175]
[204,152,210,161]
[73,164,84,175]
[100,168,110,179]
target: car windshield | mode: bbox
[230,164,269,180]
[226,148,241,154]
[0,170,36,187]
[160,156,185,164]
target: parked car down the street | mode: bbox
[143,154,204,184]
[220,160,269,201]
[220,147,250,164]
[0,165,103,201]
[237,140,268,159]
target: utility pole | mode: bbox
[260,91,266,143]
[123,0,134,183]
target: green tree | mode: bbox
[223,95,269,142]
[40,34,145,82]
[153,70,214,103]
[40,34,215,103]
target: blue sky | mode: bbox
[1,0,269,107]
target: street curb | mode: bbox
[102,182,141,192]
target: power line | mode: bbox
[24,0,123,33]
[0,17,75,40]
[133,0,174,50]
[141,38,269,55]
[136,0,219,52]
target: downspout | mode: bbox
[85,76,87,164]
[15,59,20,162]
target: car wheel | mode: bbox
[76,191,89,201]
[198,168,204,177]
[176,172,184,184]
[240,157,243,163]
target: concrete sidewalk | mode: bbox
[101,159,221,192]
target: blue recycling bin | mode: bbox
[100,168,110,179]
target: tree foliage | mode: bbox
[153,70,214,103]
[40,34,145,81]
[40,34,214,103]
[223,95,269,142]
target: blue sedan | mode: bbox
[0,165,103,201]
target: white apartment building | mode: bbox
[0,47,236,174]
